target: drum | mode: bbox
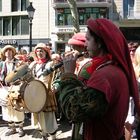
[5,64,30,83]
[7,84,25,112]
[7,80,47,113]
[20,80,47,113]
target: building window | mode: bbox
[12,0,19,11]
[79,8,86,24]
[56,8,73,25]
[0,0,2,12]
[65,9,72,25]
[3,17,11,36]
[56,9,65,25]
[56,7,108,26]
[12,16,20,35]
[99,8,108,18]
[21,0,29,11]
[12,0,29,12]
[0,16,28,36]
[21,16,29,35]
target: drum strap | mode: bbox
[0,62,7,82]
[46,62,55,92]
[33,63,46,78]
[0,59,17,82]
[48,72,54,91]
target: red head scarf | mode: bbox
[34,43,51,58]
[34,43,51,64]
[87,18,140,115]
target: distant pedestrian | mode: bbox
[126,43,140,140]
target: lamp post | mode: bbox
[27,2,35,52]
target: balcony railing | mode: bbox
[53,0,111,3]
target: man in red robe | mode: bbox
[58,18,140,140]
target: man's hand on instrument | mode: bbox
[63,50,79,73]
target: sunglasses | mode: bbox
[129,48,136,52]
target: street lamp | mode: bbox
[27,2,35,52]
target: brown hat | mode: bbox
[34,43,51,58]
[2,45,16,56]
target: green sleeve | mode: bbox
[58,78,108,122]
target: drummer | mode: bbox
[29,43,58,140]
[0,45,25,137]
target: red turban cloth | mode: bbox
[87,18,140,115]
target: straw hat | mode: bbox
[2,45,16,56]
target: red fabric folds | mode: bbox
[36,58,48,64]
[87,18,140,116]
[86,54,112,75]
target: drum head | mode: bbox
[23,80,47,113]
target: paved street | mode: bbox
[0,114,72,140]
[0,113,137,140]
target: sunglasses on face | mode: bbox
[129,48,136,53]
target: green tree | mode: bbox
[67,0,80,33]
